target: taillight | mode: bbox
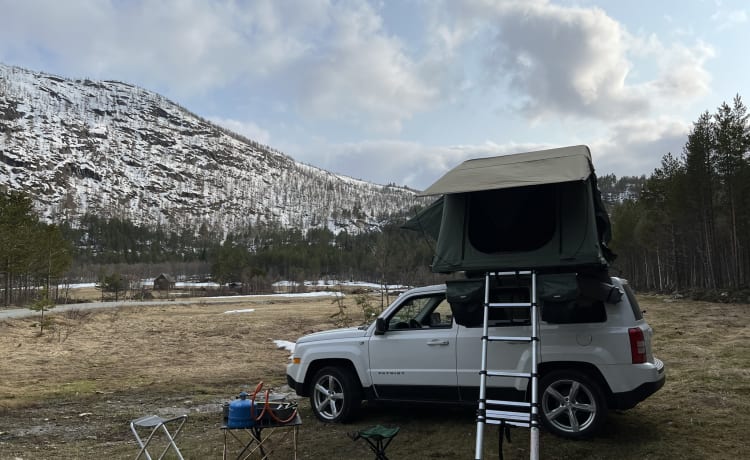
[628,327,646,364]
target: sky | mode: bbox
[1,0,748,190]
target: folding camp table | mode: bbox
[221,413,302,460]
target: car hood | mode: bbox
[296,326,367,344]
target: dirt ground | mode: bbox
[1,291,748,459]
[0,293,342,459]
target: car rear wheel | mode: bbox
[310,366,361,423]
[539,370,607,439]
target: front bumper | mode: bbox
[286,374,306,396]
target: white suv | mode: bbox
[286,277,665,439]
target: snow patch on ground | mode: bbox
[205,291,342,300]
[223,308,256,314]
[273,340,295,353]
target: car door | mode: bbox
[368,292,459,401]
[456,304,532,402]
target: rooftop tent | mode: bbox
[405,145,614,273]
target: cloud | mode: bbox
[0,0,437,134]
[208,117,271,145]
[0,0,719,187]
[301,122,690,190]
[712,8,748,30]
[288,1,438,132]
[649,41,714,102]
[591,117,690,176]
[430,0,714,121]
[299,139,558,190]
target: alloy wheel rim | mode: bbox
[542,379,597,433]
[313,374,344,420]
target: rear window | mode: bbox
[622,283,643,320]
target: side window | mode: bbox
[387,294,451,330]
[460,287,531,328]
[622,283,643,321]
[488,287,530,326]
[424,299,453,328]
[541,298,606,324]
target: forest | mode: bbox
[609,95,750,300]
[0,196,438,306]
[0,192,71,306]
[1,95,748,307]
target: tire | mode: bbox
[538,370,607,439]
[310,366,361,423]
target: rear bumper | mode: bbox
[610,359,666,410]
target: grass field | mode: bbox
[0,291,748,459]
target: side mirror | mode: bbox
[375,317,387,335]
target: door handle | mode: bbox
[427,340,449,346]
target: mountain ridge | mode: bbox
[0,63,425,236]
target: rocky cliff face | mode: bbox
[0,63,423,235]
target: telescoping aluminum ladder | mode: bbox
[475,270,540,460]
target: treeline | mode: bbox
[610,95,750,298]
[1,195,439,306]
[212,223,438,291]
[59,212,438,293]
[0,191,71,306]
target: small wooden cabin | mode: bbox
[153,273,175,291]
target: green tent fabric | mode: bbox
[401,196,443,240]
[420,145,594,196]
[405,145,615,274]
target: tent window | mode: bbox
[467,185,557,253]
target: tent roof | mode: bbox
[420,145,594,196]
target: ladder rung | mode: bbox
[487,302,532,308]
[486,371,531,378]
[486,409,531,422]
[485,419,532,428]
[487,336,532,342]
[488,271,533,276]
[486,399,530,408]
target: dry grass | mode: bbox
[0,292,748,459]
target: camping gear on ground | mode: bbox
[224,382,299,429]
[222,383,302,459]
[130,413,188,460]
[348,425,400,460]
[250,381,299,424]
[227,392,255,428]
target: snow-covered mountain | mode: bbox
[0,63,426,235]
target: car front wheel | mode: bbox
[539,370,607,439]
[310,366,361,423]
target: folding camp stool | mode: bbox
[349,425,399,460]
[130,414,188,460]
